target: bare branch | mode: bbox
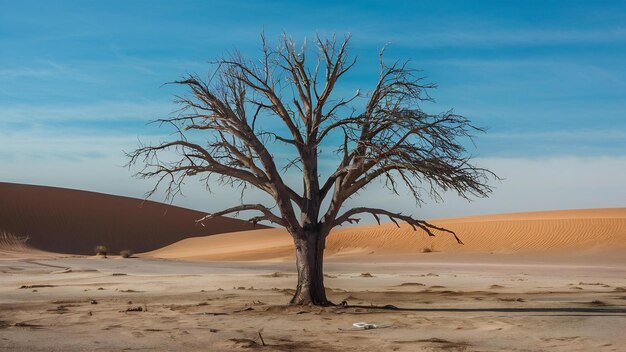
[197,204,286,227]
[129,32,496,249]
[334,207,463,244]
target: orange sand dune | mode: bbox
[0,182,266,255]
[146,208,626,261]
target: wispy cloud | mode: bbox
[0,131,147,162]
[0,67,58,78]
[0,101,173,122]
[483,130,626,142]
[0,60,95,81]
[355,27,626,48]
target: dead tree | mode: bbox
[128,34,496,306]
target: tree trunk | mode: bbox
[290,232,329,306]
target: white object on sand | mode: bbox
[352,322,378,329]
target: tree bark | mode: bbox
[290,232,330,306]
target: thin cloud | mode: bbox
[355,27,626,48]
[0,60,95,81]
[483,130,626,141]
[0,101,172,122]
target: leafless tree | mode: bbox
[127,34,497,306]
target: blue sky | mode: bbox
[1,0,625,218]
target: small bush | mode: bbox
[421,245,434,253]
[94,245,108,257]
[590,300,607,306]
[120,250,133,258]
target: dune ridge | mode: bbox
[146,208,626,261]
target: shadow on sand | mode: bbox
[343,304,626,315]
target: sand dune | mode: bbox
[3,181,623,261]
[0,182,266,255]
[146,208,626,261]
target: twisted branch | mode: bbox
[197,204,286,227]
[334,207,463,244]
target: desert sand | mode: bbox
[1,205,625,351]
[0,254,624,351]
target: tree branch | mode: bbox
[333,207,464,244]
[197,204,286,227]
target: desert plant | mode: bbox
[421,244,435,253]
[0,230,30,251]
[120,249,133,258]
[94,245,108,257]
[128,33,497,305]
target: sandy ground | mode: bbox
[1,254,625,351]
[2,207,625,350]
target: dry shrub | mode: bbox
[94,245,108,256]
[120,250,133,258]
[0,230,30,250]
[421,244,435,253]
